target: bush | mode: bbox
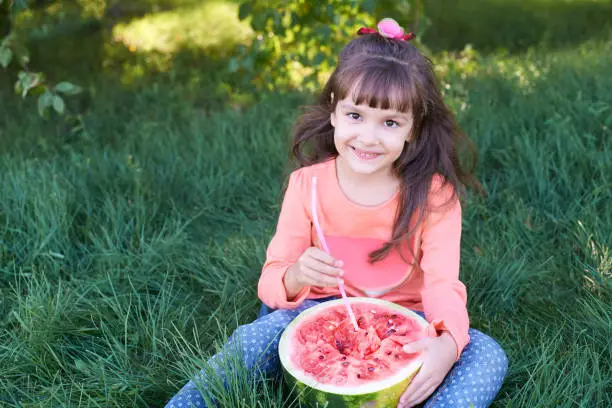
[229,0,426,92]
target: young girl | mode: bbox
[166,18,508,408]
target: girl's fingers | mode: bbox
[401,375,425,402]
[401,383,437,407]
[403,338,431,354]
[399,361,432,404]
[302,265,342,287]
[302,257,343,277]
[307,248,343,268]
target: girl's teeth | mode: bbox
[355,149,379,159]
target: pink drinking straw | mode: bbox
[311,177,359,331]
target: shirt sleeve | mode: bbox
[257,170,313,309]
[419,179,470,360]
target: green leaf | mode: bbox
[312,52,326,65]
[37,90,53,116]
[54,81,82,95]
[0,46,12,68]
[290,11,299,26]
[362,0,377,13]
[251,12,267,31]
[227,57,240,73]
[314,25,332,39]
[325,4,335,20]
[272,11,284,34]
[238,1,252,20]
[52,95,65,115]
[18,72,43,98]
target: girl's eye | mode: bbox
[385,120,399,128]
[347,112,360,120]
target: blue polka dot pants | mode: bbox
[164,299,508,408]
[422,326,508,407]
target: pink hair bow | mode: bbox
[357,17,415,41]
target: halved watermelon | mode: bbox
[278,298,428,407]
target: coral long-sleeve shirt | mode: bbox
[257,159,470,357]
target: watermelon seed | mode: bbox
[384,328,397,337]
[335,340,345,354]
[341,356,347,360]
[319,355,325,360]
[391,314,398,318]
[342,361,350,367]
[368,367,375,372]
[386,351,392,355]
[357,374,361,379]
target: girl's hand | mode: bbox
[397,332,457,408]
[283,247,344,298]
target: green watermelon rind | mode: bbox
[283,364,420,408]
[278,298,428,408]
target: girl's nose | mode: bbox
[357,127,379,145]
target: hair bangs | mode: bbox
[334,59,416,113]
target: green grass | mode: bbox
[1,1,611,407]
[423,0,612,53]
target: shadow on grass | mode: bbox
[424,0,612,53]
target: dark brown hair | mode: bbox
[291,33,482,262]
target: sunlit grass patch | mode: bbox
[112,1,252,54]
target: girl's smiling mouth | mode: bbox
[351,146,383,160]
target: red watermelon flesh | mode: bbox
[290,303,426,386]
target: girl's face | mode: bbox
[330,94,414,180]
